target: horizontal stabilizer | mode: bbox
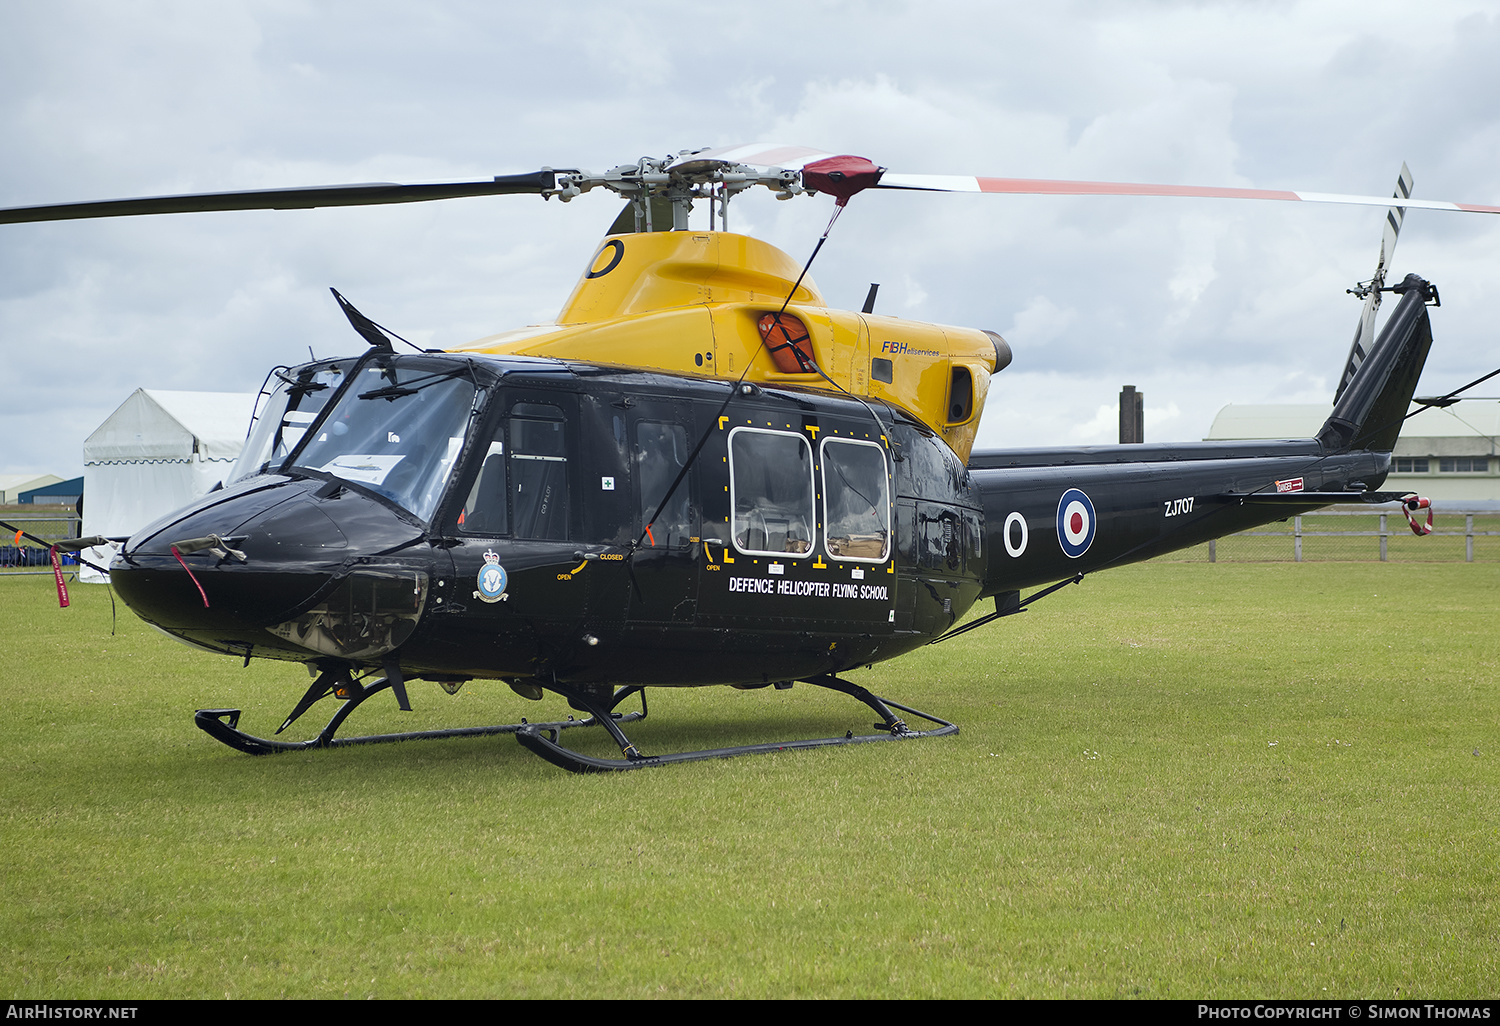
[1222,490,1415,505]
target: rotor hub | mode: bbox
[550,151,804,232]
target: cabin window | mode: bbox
[636,421,692,547]
[820,438,890,562]
[509,402,569,539]
[729,428,815,558]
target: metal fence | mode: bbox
[1162,508,1500,563]
[0,510,83,573]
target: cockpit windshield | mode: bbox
[279,357,478,522]
[230,363,348,485]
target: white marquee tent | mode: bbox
[81,389,257,582]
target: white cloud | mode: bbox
[1003,296,1078,350]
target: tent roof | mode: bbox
[84,389,256,463]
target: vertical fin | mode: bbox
[1319,274,1434,453]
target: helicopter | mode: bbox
[1,144,1483,772]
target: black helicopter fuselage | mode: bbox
[113,352,985,689]
[109,350,1388,691]
[112,279,1431,694]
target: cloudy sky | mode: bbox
[4,0,1498,480]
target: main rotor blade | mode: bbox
[0,170,561,225]
[683,144,1500,214]
[873,172,1500,214]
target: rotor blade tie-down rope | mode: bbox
[49,546,70,608]
[171,545,210,608]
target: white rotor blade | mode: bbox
[873,172,1500,214]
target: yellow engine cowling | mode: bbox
[449,231,1009,462]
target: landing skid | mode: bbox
[193,672,956,771]
[516,675,957,774]
[195,672,638,756]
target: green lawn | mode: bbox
[2,562,1496,998]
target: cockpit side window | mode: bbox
[458,443,508,535]
[230,365,344,483]
[457,399,574,539]
[509,402,569,540]
[729,427,815,558]
[821,438,891,562]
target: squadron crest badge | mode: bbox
[476,549,508,603]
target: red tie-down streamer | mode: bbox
[49,546,70,608]
[1402,495,1434,536]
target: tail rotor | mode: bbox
[1336,163,1415,402]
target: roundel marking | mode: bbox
[1055,488,1096,559]
[585,239,625,279]
[1003,511,1028,558]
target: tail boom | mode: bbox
[968,274,1436,598]
[972,447,1391,596]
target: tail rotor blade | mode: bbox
[1336,163,1415,402]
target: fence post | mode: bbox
[1208,538,1216,563]
[1294,516,1302,562]
[1467,514,1474,563]
[1379,514,1388,562]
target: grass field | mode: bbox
[2,562,1496,999]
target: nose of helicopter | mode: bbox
[111,476,430,661]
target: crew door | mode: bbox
[626,399,699,625]
[449,392,587,627]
